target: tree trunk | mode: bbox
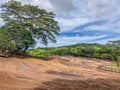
[23,44,29,54]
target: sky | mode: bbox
[0,0,120,47]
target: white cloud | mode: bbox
[56,17,93,32]
[45,35,107,47]
[1,0,120,47]
[30,0,54,11]
[93,36,120,44]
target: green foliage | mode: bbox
[28,43,119,61]
[0,20,35,54]
[0,27,16,53]
[109,40,120,48]
[0,0,60,54]
[28,43,120,68]
[106,66,120,72]
[27,43,120,68]
[28,48,56,58]
[92,53,100,58]
[101,54,114,60]
[116,56,120,67]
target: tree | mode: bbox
[0,20,36,54]
[0,0,60,54]
[109,40,120,48]
[0,26,16,53]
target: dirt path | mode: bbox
[0,56,119,90]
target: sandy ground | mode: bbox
[0,56,119,90]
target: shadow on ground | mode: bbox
[33,78,120,90]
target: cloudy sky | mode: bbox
[0,0,120,47]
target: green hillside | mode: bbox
[28,43,120,61]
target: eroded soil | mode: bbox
[0,56,119,90]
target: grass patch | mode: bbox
[101,65,120,72]
[107,66,120,71]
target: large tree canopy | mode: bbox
[0,0,60,54]
[0,20,35,54]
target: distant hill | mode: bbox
[28,43,120,61]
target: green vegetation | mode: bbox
[0,1,120,69]
[0,0,60,54]
[28,48,57,58]
[28,43,120,67]
[28,43,117,59]
[101,66,120,72]
[107,66,120,71]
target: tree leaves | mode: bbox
[0,0,60,54]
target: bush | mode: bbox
[100,54,114,60]
[116,56,120,67]
[28,43,120,61]
[92,53,100,58]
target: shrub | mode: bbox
[101,54,114,60]
[116,56,120,67]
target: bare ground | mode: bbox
[0,56,119,90]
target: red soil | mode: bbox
[0,56,119,90]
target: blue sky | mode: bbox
[0,0,120,47]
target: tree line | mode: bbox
[28,42,120,63]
